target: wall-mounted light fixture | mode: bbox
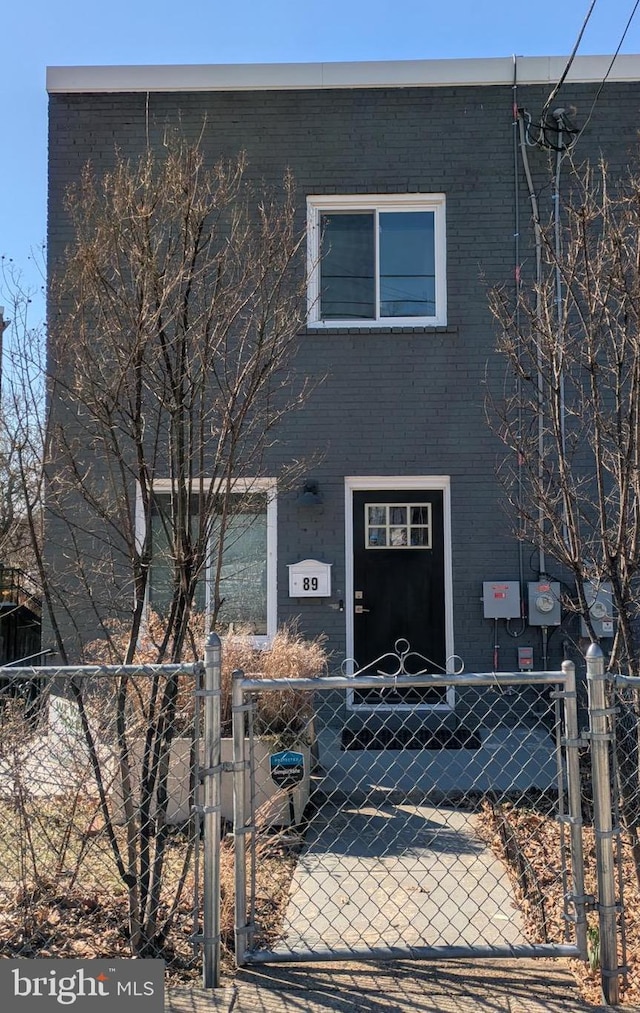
[297,480,323,507]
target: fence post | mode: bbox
[586,641,619,1005]
[232,668,248,965]
[562,659,588,960]
[202,633,222,989]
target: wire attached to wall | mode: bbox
[510,55,527,639]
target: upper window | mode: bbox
[307,194,446,327]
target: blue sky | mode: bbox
[2,0,640,320]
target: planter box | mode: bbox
[43,697,311,828]
[120,737,310,828]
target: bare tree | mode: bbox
[491,156,640,673]
[32,135,312,956]
[490,154,640,884]
[0,261,45,581]
[46,136,309,665]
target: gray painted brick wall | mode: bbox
[47,76,640,671]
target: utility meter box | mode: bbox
[580,581,614,638]
[527,580,561,626]
[482,581,521,619]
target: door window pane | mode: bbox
[368,527,387,547]
[390,527,407,546]
[365,502,432,549]
[320,212,375,319]
[368,505,386,525]
[411,505,430,525]
[410,528,431,547]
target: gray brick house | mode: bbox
[46,54,640,702]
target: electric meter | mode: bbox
[580,582,614,637]
[535,593,555,614]
[527,581,561,626]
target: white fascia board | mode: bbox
[47,54,640,95]
[46,62,325,94]
[517,53,640,83]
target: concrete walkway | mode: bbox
[164,796,626,1010]
[274,800,525,954]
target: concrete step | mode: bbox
[313,725,558,800]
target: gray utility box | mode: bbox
[580,581,614,638]
[527,580,561,626]
[482,581,520,619]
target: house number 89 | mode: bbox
[303,577,319,591]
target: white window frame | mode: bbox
[307,193,447,328]
[138,477,277,646]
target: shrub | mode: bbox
[86,616,329,736]
[220,625,328,736]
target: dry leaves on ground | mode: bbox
[480,801,640,1006]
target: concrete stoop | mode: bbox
[313,724,558,801]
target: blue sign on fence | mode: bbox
[269,750,304,788]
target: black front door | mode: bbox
[352,488,446,705]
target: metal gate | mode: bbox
[228,649,589,973]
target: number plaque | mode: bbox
[288,559,332,598]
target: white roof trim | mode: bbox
[47,54,640,94]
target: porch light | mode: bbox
[298,481,323,507]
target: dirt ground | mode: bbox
[481,802,640,1006]
[2,798,636,1005]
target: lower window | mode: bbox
[148,483,275,638]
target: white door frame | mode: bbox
[344,476,455,709]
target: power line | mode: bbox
[573,0,640,145]
[541,0,599,120]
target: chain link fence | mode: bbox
[230,658,588,970]
[606,666,640,1004]
[0,660,204,979]
[0,643,631,1004]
